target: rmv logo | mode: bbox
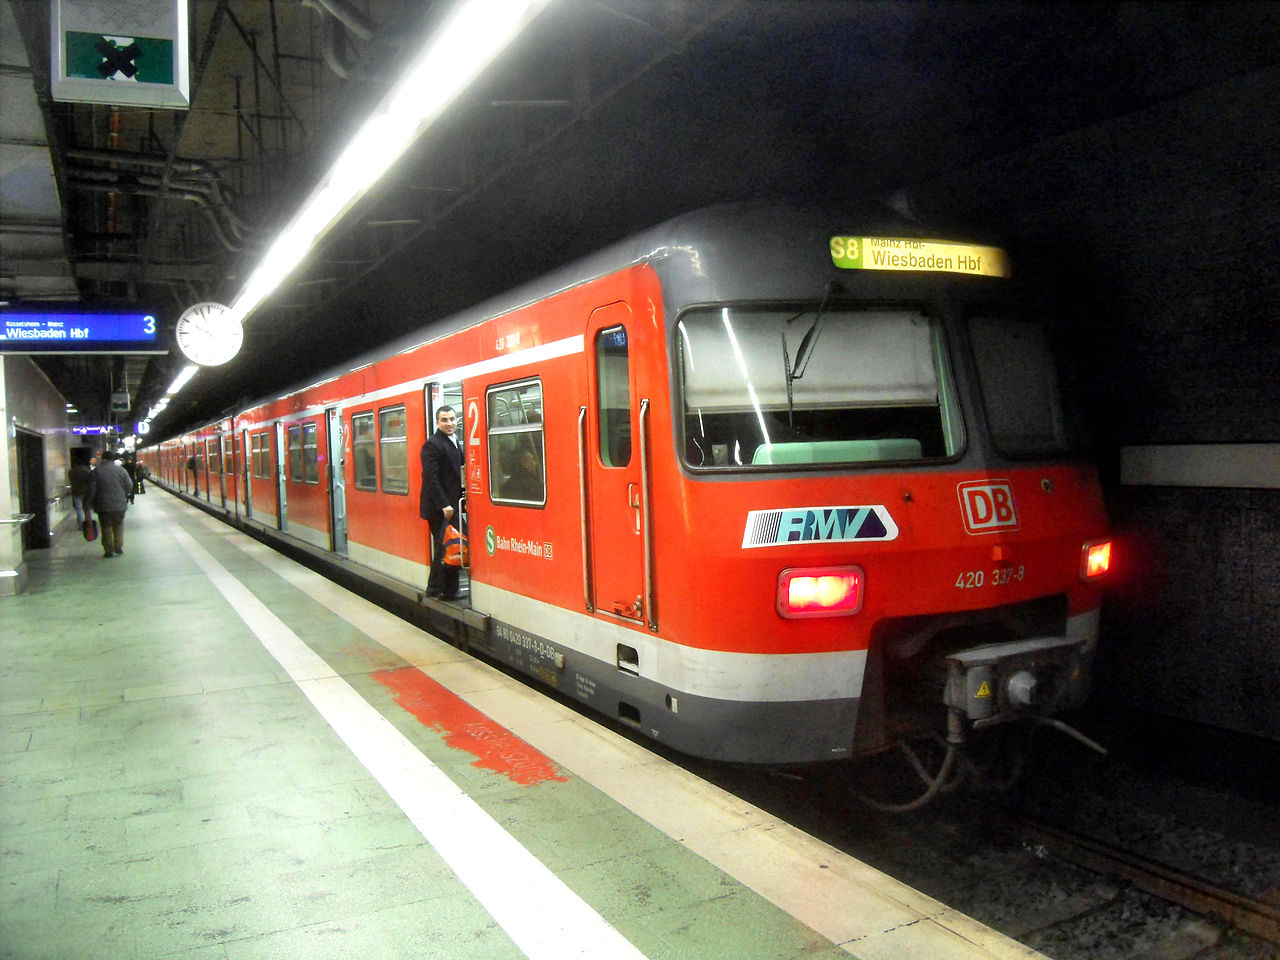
[958,480,1019,534]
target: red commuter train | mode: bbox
[144,203,1112,784]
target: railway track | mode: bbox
[1010,814,1280,946]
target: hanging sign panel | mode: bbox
[50,0,190,109]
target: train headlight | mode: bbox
[1080,539,1113,581]
[777,566,864,618]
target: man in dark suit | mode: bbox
[420,405,463,599]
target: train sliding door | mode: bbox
[326,407,347,555]
[274,422,289,532]
[426,381,467,591]
[241,428,252,520]
[584,302,652,627]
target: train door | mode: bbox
[241,428,253,520]
[217,434,228,509]
[232,431,244,520]
[425,381,467,583]
[326,407,348,555]
[202,440,212,501]
[584,302,650,625]
[274,422,289,531]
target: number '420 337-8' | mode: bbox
[956,566,1026,589]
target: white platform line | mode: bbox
[167,521,648,960]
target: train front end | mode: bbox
[661,209,1112,773]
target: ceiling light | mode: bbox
[166,364,199,395]
[228,0,550,326]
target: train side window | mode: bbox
[287,426,302,481]
[595,326,631,467]
[487,379,545,507]
[378,405,408,495]
[250,434,260,478]
[258,431,274,479]
[302,422,320,484]
[351,413,376,491]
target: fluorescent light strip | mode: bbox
[166,364,199,396]
[229,0,551,326]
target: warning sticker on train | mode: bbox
[742,505,899,548]
[829,237,1010,278]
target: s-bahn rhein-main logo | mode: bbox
[957,480,1019,534]
[742,505,899,548]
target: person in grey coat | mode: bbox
[85,450,134,557]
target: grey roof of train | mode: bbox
[263,199,939,405]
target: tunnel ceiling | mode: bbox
[5,0,1280,438]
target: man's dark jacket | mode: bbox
[419,430,462,526]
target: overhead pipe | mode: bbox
[310,0,374,41]
[68,179,244,251]
[69,166,252,243]
[66,150,253,236]
[300,0,382,81]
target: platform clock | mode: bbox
[175,301,242,366]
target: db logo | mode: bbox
[958,480,1019,534]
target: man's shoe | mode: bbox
[114,548,123,555]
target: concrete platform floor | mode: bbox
[1,492,1041,960]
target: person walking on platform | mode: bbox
[85,450,133,558]
[69,451,92,526]
[419,405,462,600]
[122,454,138,504]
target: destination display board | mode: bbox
[0,305,166,354]
[830,237,1011,278]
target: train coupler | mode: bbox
[943,635,1092,742]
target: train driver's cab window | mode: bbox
[595,326,631,467]
[677,305,963,469]
[288,426,302,481]
[487,379,545,506]
[352,412,376,491]
[379,405,409,494]
[967,314,1075,458]
[302,422,320,483]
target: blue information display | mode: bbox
[0,306,165,353]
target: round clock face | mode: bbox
[175,301,243,366]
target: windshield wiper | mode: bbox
[783,281,841,427]
[790,280,840,381]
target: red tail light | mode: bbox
[1081,539,1112,581]
[777,566,864,618]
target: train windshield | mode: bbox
[677,306,963,469]
[967,313,1073,457]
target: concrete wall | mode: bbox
[1,356,73,594]
[908,68,1280,739]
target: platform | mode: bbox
[0,491,1043,959]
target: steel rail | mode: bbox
[1012,815,1280,944]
